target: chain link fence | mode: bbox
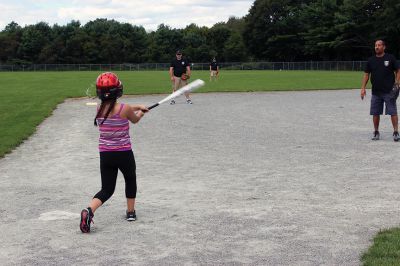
[0,61,370,72]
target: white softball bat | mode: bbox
[147,79,205,110]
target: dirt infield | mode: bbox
[1,91,400,265]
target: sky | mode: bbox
[0,0,254,31]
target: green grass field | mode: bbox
[362,228,400,265]
[0,70,363,158]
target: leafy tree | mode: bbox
[299,0,342,60]
[182,24,210,62]
[226,16,246,34]
[223,32,247,61]
[333,0,383,59]
[373,0,400,57]
[147,24,183,62]
[208,24,231,61]
[243,0,310,61]
[18,22,52,63]
[2,1,399,64]
[119,24,148,63]
[0,22,22,63]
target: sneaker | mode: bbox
[170,100,175,105]
[394,131,400,142]
[371,131,380,141]
[80,208,94,233]
[126,210,136,221]
[186,99,193,104]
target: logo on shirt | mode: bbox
[384,61,389,67]
[182,61,185,65]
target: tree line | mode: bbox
[0,0,398,64]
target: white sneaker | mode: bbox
[126,210,136,221]
[394,131,400,142]
[186,99,193,104]
[371,131,380,140]
[170,100,175,105]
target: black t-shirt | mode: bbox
[170,58,190,77]
[210,61,219,71]
[365,53,399,95]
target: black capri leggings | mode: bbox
[94,150,137,203]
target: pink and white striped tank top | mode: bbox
[97,104,131,152]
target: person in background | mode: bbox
[169,50,192,104]
[210,57,219,81]
[361,40,400,141]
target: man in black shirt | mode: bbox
[361,40,400,141]
[210,57,219,81]
[169,50,192,104]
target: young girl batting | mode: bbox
[80,72,148,233]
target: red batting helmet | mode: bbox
[96,72,123,100]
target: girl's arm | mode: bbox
[130,104,148,112]
[125,105,148,124]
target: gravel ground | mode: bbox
[1,90,400,265]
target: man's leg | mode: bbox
[373,115,380,131]
[385,96,399,132]
[391,115,398,132]
[171,77,181,93]
[383,94,399,140]
[170,77,180,104]
[392,115,400,141]
[370,94,383,140]
[371,115,380,140]
[181,80,191,102]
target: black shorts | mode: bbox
[370,93,397,115]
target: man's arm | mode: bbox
[186,65,191,76]
[361,72,370,100]
[396,69,400,84]
[169,67,174,81]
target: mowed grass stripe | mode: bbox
[361,228,400,266]
[0,70,363,157]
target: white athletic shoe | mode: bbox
[126,210,136,221]
[372,131,380,140]
[394,131,400,142]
